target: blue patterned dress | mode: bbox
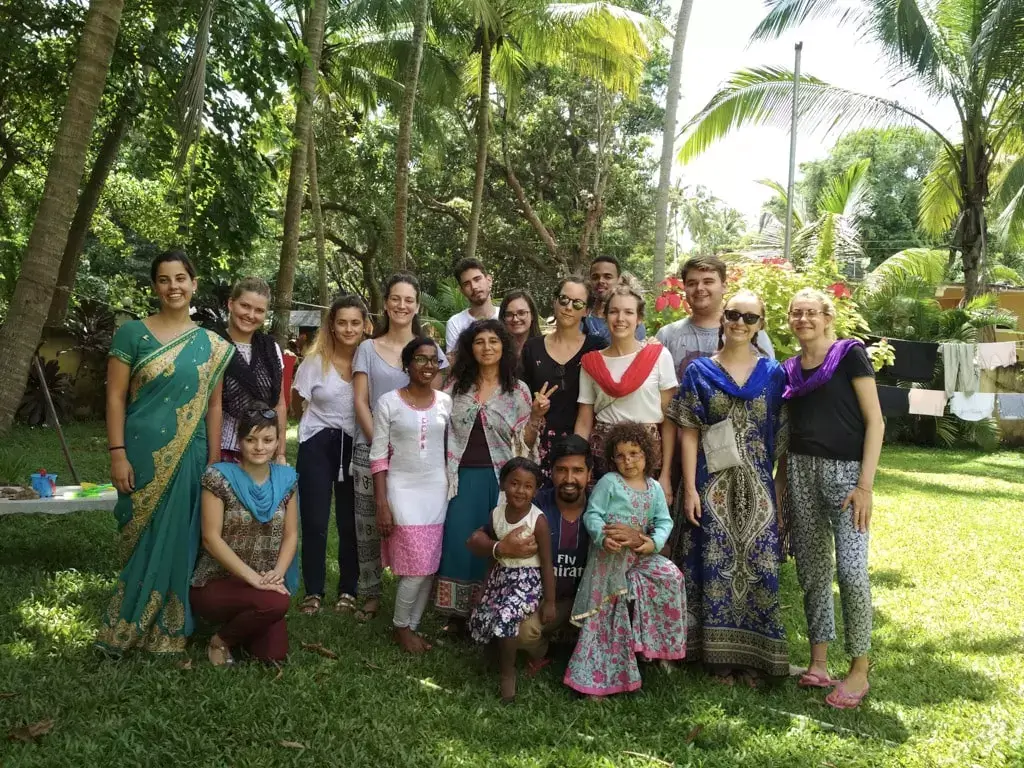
[666,356,789,677]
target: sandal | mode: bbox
[825,681,870,710]
[299,595,322,616]
[525,657,552,678]
[798,670,837,688]
[334,593,357,614]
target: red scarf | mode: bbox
[581,343,663,399]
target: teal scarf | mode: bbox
[213,462,299,593]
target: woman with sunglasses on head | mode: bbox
[220,277,287,464]
[667,290,789,688]
[520,277,607,479]
[499,291,542,360]
[352,273,448,622]
[369,337,452,653]
[780,288,881,710]
[293,295,367,617]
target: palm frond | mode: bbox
[749,0,864,43]
[817,157,871,217]
[866,247,948,289]
[677,67,954,164]
[991,154,1024,250]
[918,146,961,238]
[174,0,218,175]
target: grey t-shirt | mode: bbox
[353,338,449,443]
[656,317,775,379]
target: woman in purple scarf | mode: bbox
[779,288,883,710]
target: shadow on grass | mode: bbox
[871,568,915,589]
[944,632,1024,656]
[878,473,1024,504]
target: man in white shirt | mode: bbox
[656,255,775,379]
[445,257,500,354]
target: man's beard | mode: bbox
[557,483,582,502]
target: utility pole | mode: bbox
[783,42,803,262]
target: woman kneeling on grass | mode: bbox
[780,287,882,709]
[190,406,299,666]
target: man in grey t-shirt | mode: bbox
[656,256,774,379]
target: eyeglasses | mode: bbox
[788,309,823,320]
[245,408,277,420]
[504,310,531,321]
[556,295,587,311]
[723,309,762,325]
[613,450,644,464]
[411,355,439,367]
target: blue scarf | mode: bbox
[213,462,299,593]
[689,355,774,401]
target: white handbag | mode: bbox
[702,419,742,473]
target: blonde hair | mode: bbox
[789,287,837,341]
[721,290,769,356]
[306,295,367,374]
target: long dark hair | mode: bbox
[450,319,518,396]
[499,290,541,339]
[375,273,423,338]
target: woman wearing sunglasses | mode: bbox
[667,290,789,687]
[520,277,607,479]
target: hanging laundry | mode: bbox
[949,392,995,422]
[867,336,939,383]
[996,393,1024,420]
[876,385,909,417]
[940,342,980,397]
[908,389,948,417]
[976,342,1017,370]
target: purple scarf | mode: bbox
[783,339,864,399]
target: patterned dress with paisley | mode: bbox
[666,356,789,677]
[96,320,233,654]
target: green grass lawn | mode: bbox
[1,422,1022,767]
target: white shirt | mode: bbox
[293,354,357,443]
[445,304,500,352]
[578,346,678,424]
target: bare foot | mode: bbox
[711,671,735,686]
[394,627,426,654]
[207,635,234,668]
[841,667,870,696]
[356,597,380,622]
[414,632,433,651]
[500,671,517,703]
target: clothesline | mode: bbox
[877,385,1023,421]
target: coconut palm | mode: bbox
[755,158,871,275]
[677,0,1024,304]
[0,0,126,434]
[460,0,660,260]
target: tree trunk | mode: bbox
[652,0,694,285]
[271,0,328,345]
[464,32,491,260]
[0,0,125,435]
[0,126,20,188]
[392,0,429,272]
[307,130,328,319]
[959,141,989,304]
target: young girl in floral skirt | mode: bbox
[469,458,555,702]
[564,421,686,698]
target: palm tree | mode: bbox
[0,0,125,434]
[652,0,694,285]
[461,0,659,260]
[677,0,1024,303]
[755,158,871,275]
[272,0,329,345]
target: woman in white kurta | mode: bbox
[369,337,451,653]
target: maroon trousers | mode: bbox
[190,577,290,662]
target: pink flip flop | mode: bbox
[826,681,870,709]
[798,670,837,688]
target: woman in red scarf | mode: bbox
[573,285,678,501]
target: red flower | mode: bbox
[654,295,669,312]
[667,293,681,310]
[830,282,852,299]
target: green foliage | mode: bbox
[16,357,72,427]
[0,447,31,485]
[419,276,470,335]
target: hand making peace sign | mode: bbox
[530,381,559,421]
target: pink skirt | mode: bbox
[382,524,444,577]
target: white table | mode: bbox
[0,485,117,516]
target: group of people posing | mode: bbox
[97,249,882,710]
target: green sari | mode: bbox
[96,320,233,654]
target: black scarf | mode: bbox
[223,331,282,419]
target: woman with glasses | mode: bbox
[780,288,881,709]
[352,273,448,621]
[499,291,542,360]
[293,295,367,617]
[667,290,789,687]
[520,277,606,479]
[370,337,452,653]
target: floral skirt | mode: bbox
[469,565,542,641]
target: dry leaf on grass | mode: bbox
[279,740,306,749]
[684,725,704,744]
[300,642,338,659]
[364,660,383,670]
[176,659,192,670]
[0,692,18,700]
[8,719,54,743]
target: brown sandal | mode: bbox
[299,595,322,616]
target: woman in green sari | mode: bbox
[96,251,234,655]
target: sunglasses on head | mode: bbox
[723,309,762,325]
[556,295,587,311]
[245,408,277,420]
